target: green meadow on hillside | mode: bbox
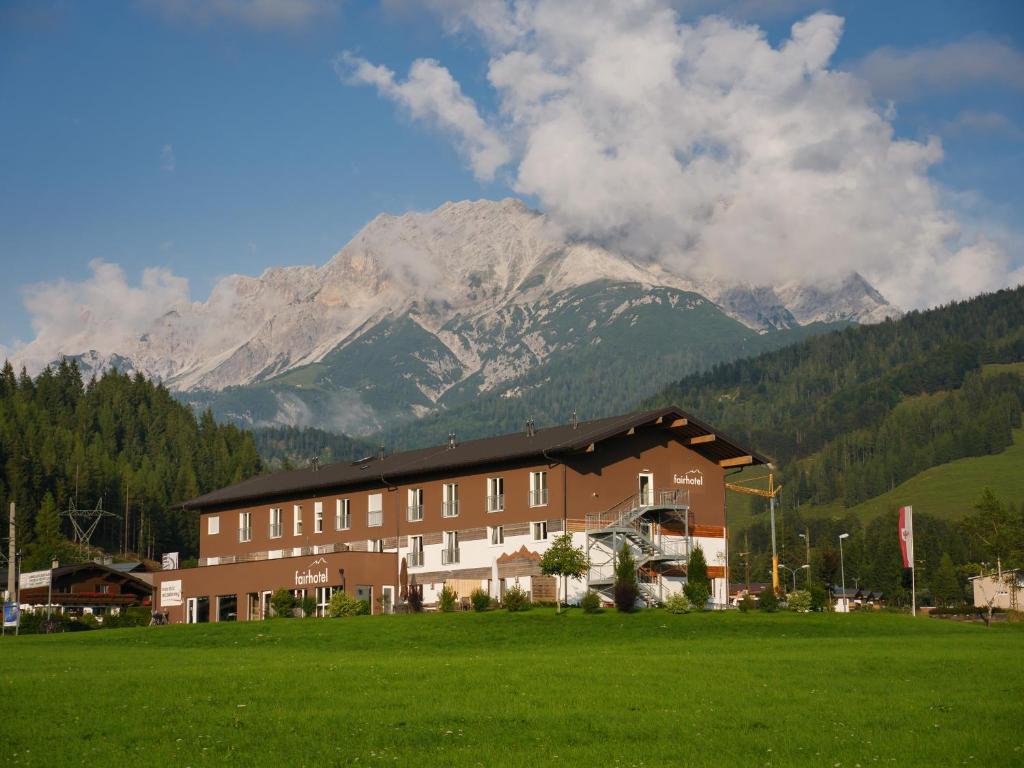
[727,426,1024,530]
[1,611,1021,767]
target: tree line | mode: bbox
[0,360,262,568]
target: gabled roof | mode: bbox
[184,405,767,510]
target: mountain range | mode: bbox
[51,199,898,435]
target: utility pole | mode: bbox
[7,502,14,605]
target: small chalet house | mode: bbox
[153,406,765,622]
[19,562,153,617]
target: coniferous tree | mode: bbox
[613,543,639,612]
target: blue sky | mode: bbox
[1,0,1023,352]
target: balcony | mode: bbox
[442,548,460,565]
[529,488,549,507]
[442,500,459,518]
[239,528,252,543]
[407,504,424,522]
[269,522,282,539]
[487,494,504,512]
[407,550,424,567]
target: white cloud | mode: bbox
[943,110,1024,141]
[343,0,1023,309]
[335,52,510,181]
[9,259,191,374]
[160,143,176,172]
[858,38,1024,101]
[142,0,341,29]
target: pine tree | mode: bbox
[613,543,639,612]
[26,492,71,570]
[930,553,962,608]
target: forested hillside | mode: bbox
[644,286,1024,508]
[251,425,371,470]
[0,361,262,567]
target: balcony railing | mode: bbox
[269,522,282,539]
[442,500,459,518]
[239,527,252,543]
[442,548,460,565]
[407,504,424,522]
[336,515,351,531]
[407,550,424,567]
[529,488,549,507]
[487,494,504,512]
[368,510,383,528]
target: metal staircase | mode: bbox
[585,488,690,606]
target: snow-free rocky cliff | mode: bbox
[56,199,899,434]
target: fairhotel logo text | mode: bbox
[295,557,329,586]
[673,469,704,487]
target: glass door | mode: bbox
[639,473,654,506]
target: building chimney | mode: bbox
[310,456,320,472]
[571,410,578,429]
[448,432,457,449]
[378,444,386,461]
[526,419,535,437]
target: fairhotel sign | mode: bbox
[673,469,704,487]
[295,557,330,587]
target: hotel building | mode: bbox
[153,406,765,622]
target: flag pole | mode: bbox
[911,554,916,617]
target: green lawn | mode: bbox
[2,610,1022,766]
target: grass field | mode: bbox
[2,610,1022,767]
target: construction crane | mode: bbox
[726,472,783,596]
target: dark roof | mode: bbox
[19,561,153,595]
[185,405,767,510]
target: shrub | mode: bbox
[327,591,367,617]
[787,590,812,612]
[613,544,640,612]
[580,590,603,614]
[470,588,491,612]
[738,593,756,612]
[299,595,317,618]
[664,592,692,614]
[439,585,459,612]
[758,589,779,612]
[503,584,530,612]
[270,588,296,618]
[407,587,424,613]
[809,583,830,612]
[683,581,710,611]
[356,600,370,616]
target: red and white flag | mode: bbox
[899,505,914,569]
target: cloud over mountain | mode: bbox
[343,0,1024,309]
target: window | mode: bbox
[407,488,424,522]
[293,505,303,536]
[368,494,383,527]
[207,516,220,535]
[239,512,252,543]
[442,530,459,565]
[269,508,282,539]
[336,499,351,530]
[314,501,324,534]
[97,584,110,594]
[409,535,424,567]
[487,477,504,512]
[490,525,504,545]
[442,482,459,517]
[532,521,548,541]
[371,539,385,553]
[530,471,549,507]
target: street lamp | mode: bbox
[798,529,811,587]
[838,533,850,612]
[780,563,810,592]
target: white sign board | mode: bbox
[20,569,52,589]
[160,579,183,608]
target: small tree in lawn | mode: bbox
[614,543,640,612]
[684,544,711,610]
[539,534,590,613]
